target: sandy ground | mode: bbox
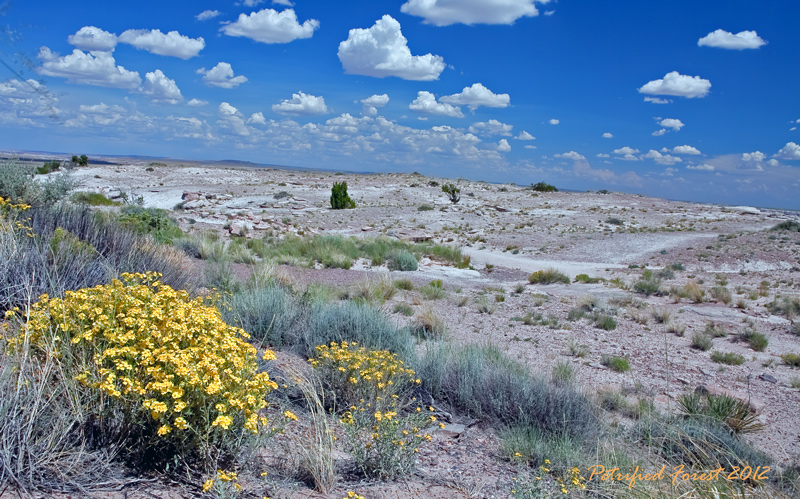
[12,156,800,498]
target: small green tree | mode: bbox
[531,182,558,192]
[330,181,355,209]
[79,155,89,166]
[441,183,460,204]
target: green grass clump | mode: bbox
[636,417,770,471]
[741,329,768,352]
[703,322,728,338]
[782,353,800,368]
[420,279,445,300]
[394,278,414,290]
[710,286,732,305]
[601,355,630,372]
[592,313,617,330]
[393,303,414,316]
[677,392,763,435]
[633,270,662,296]
[710,351,745,366]
[71,191,119,206]
[574,273,603,284]
[417,204,434,211]
[691,333,713,351]
[528,268,570,285]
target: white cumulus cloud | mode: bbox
[222,8,319,44]
[497,139,511,152]
[659,118,684,131]
[614,146,639,155]
[360,94,389,115]
[687,163,715,171]
[742,151,765,162]
[272,91,330,115]
[602,132,613,138]
[187,98,208,106]
[198,62,248,88]
[516,131,535,140]
[140,69,182,103]
[196,10,221,21]
[219,102,240,116]
[409,91,463,118]
[247,112,267,125]
[671,145,701,155]
[776,142,800,160]
[644,149,681,165]
[698,29,767,50]
[118,29,205,59]
[652,129,667,137]
[644,96,671,104]
[555,151,584,160]
[439,83,509,111]
[549,118,559,125]
[469,119,513,136]
[400,0,549,26]
[338,15,445,81]
[37,47,141,89]
[68,26,117,51]
[638,71,711,98]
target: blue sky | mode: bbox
[1,0,799,209]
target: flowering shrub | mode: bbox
[309,341,419,410]
[6,272,279,469]
[340,402,438,480]
[311,342,436,479]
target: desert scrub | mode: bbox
[528,268,570,285]
[1,203,191,311]
[601,355,630,373]
[5,272,281,470]
[710,351,745,366]
[387,249,418,271]
[415,342,598,440]
[117,205,183,244]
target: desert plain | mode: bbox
[5,154,800,499]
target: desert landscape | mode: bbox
[2,155,800,499]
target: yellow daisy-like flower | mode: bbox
[284,410,299,421]
[202,479,214,492]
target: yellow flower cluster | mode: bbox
[0,196,34,238]
[8,272,278,442]
[310,341,419,407]
[510,458,587,498]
